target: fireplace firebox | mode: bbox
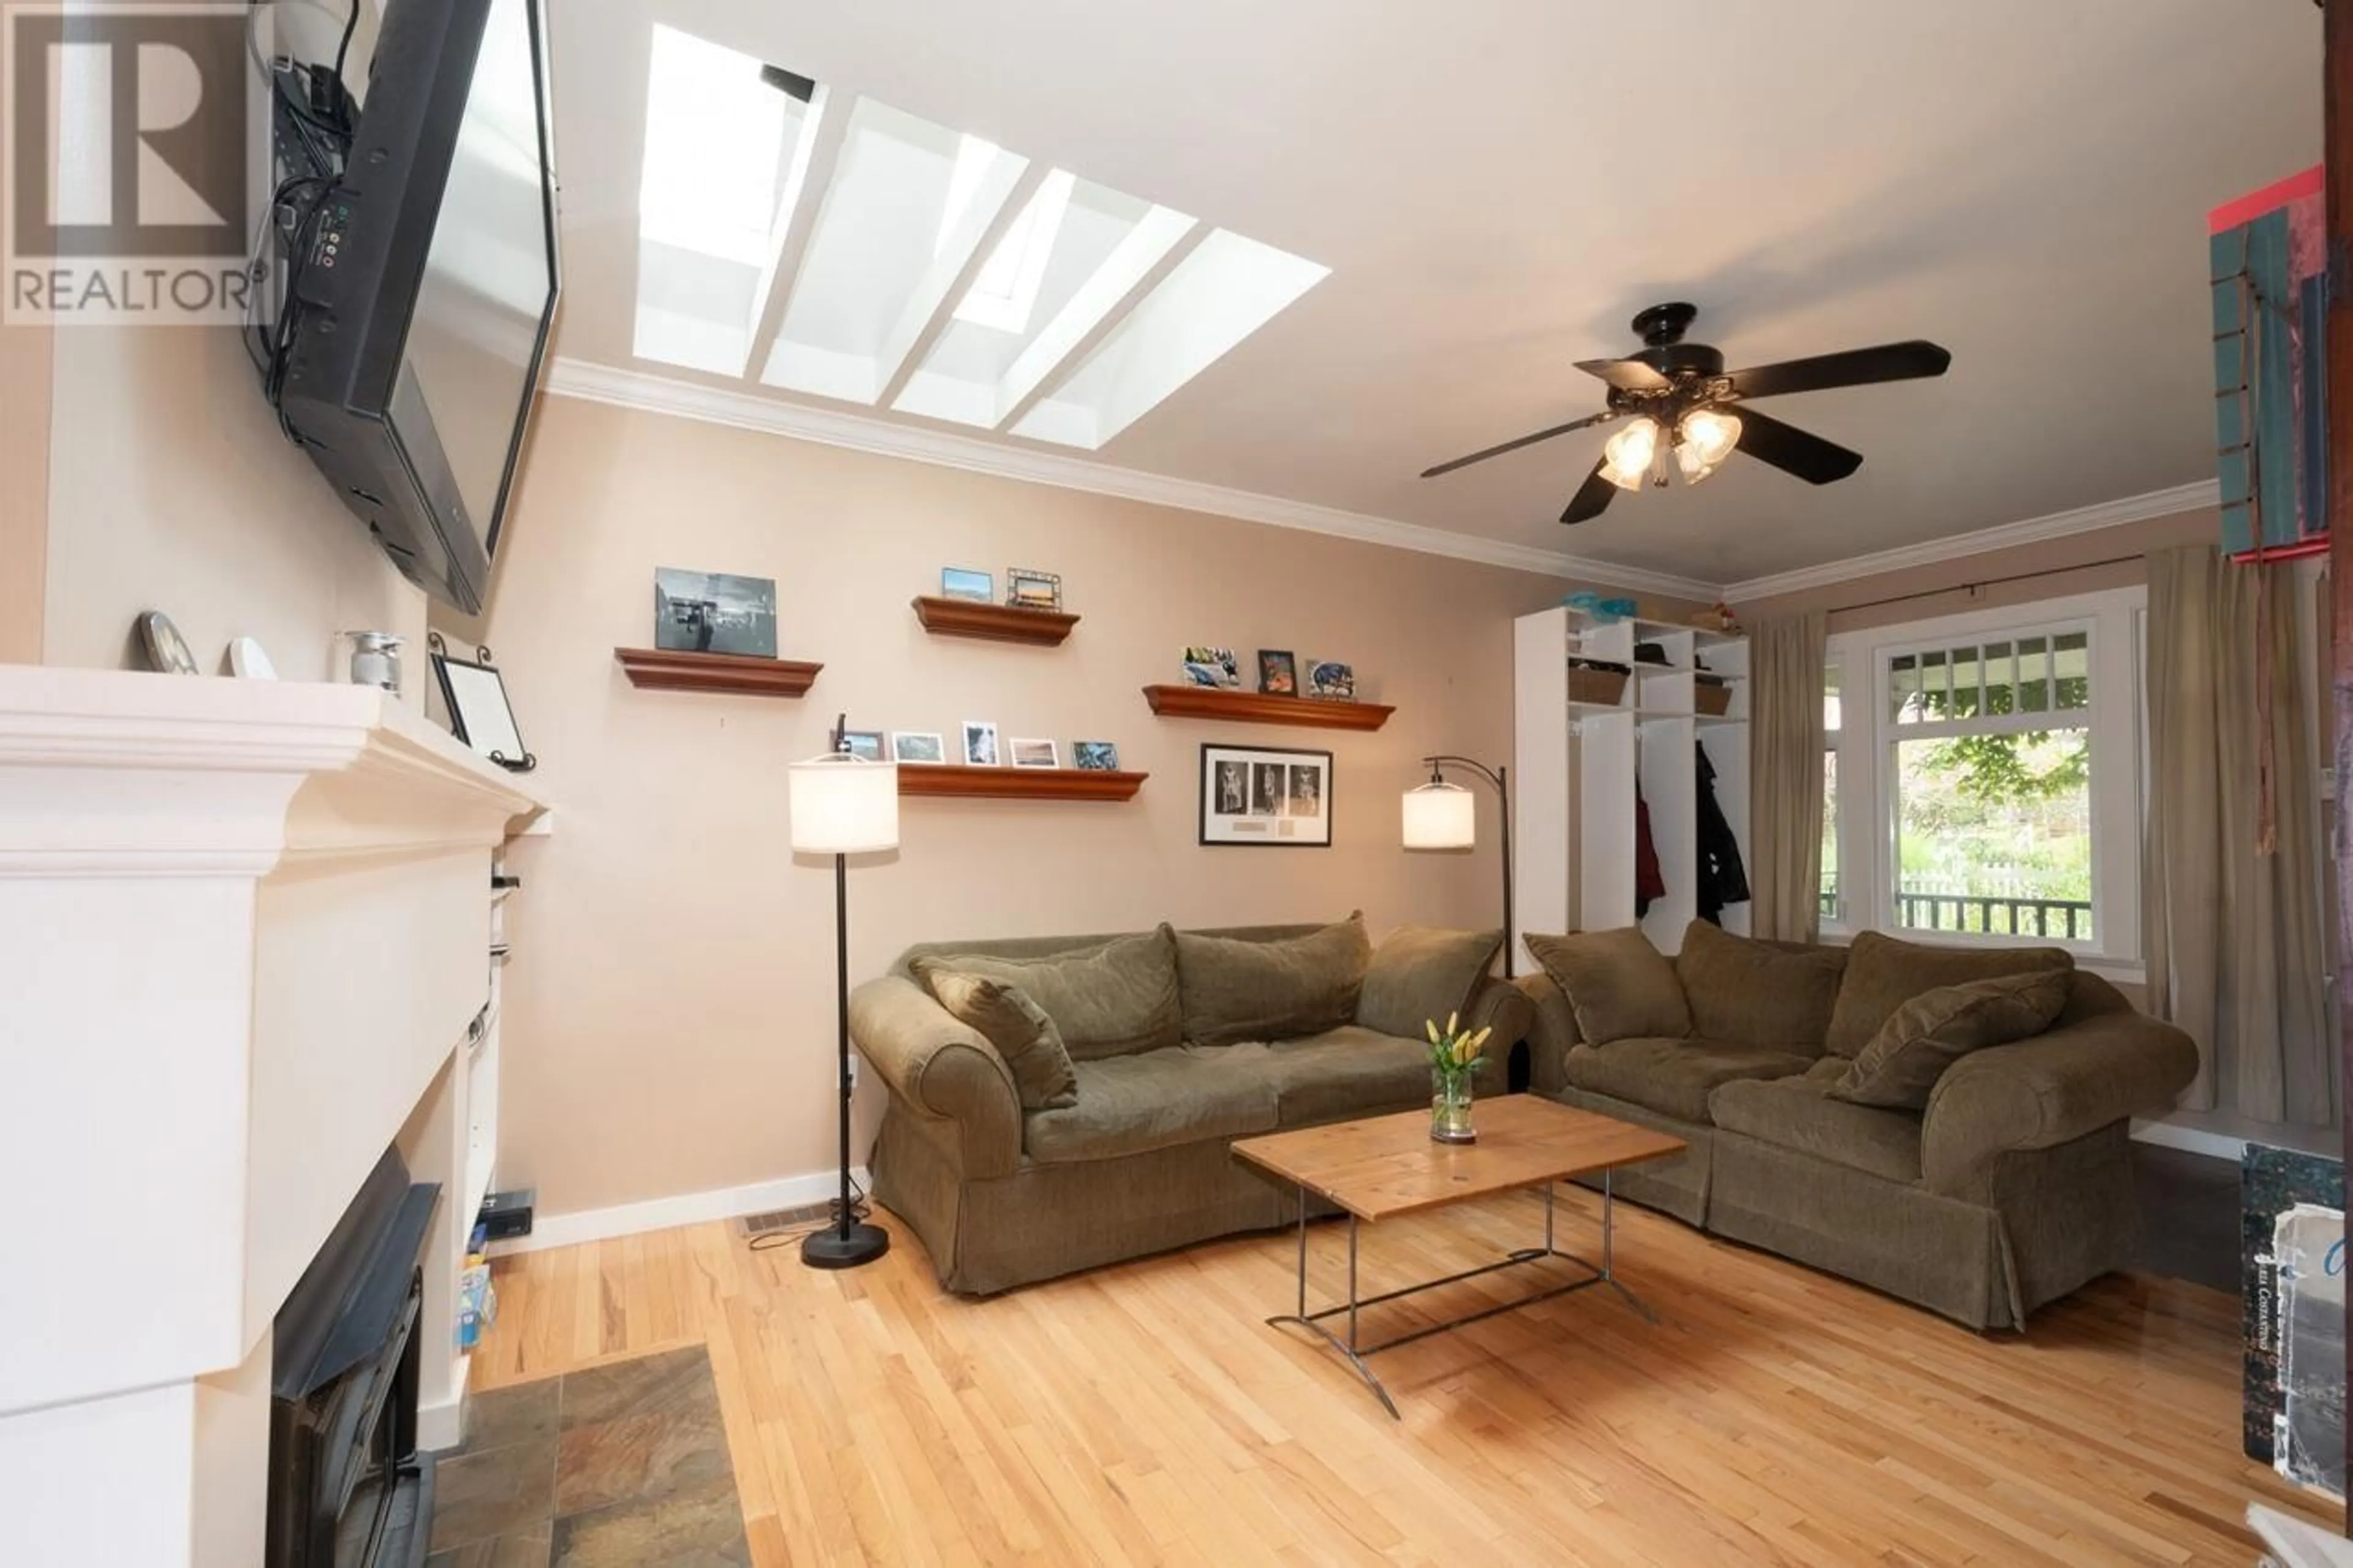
[266,1147,442,1568]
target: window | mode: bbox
[1823,589,2143,965]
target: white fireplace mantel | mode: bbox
[0,665,546,1566]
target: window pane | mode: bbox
[1918,650,1948,720]
[1949,644,1981,718]
[2016,637,2049,712]
[1824,663,1842,733]
[1889,654,1918,723]
[1821,747,1839,922]
[2053,630,2091,710]
[1982,642,2014,715]
[1892,729,2093,942]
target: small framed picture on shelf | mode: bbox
[837,729,885,762]
[1181,646,1241,687]
[1200,743,1331,847]
[1306,659,1355,700]
[654,567,778,657]
[1009,738,1059,769]
[891,731,946,763]
[961,721,1000,767]
[1005,568,1062,610]
[1072,740,1120,771]
[1257,650,1297,695]
[941,567,993,603]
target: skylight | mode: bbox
[953,167,1075,333]
[631,31,1329,448]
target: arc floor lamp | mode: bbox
[787,722,896,1270]
[1401,755,1514,977]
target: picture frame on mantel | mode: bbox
[429,633,537,773]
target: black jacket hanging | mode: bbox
[1694,742,1750,923]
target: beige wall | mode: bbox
[0,320,48,664]
[39,322,427,684]
[1735,506,2218,631]
[476,396,1696,1218]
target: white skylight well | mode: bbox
[631,34,1329,447]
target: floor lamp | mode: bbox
[1401,756,1514,977]
[787,737,896,1270]
[1403,754,1523,1088]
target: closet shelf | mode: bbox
[614,648,823,697]
[898,763,1146,801]
[1142,684,1394,731]
[911,596,1080,646]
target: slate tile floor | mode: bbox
[425,1346,748,1567]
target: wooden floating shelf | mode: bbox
[613,647,823,698]
[1141,684,1394,732]
[911,596,1080,646]
[897,763,1146,801]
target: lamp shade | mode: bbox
[789,752,899,853]
[1401,781,1476,849]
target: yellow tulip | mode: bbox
[1471,1026,1493,1050]
[1446,1010,1460,1036]
[1426,1019,1441,1045]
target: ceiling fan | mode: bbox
[1420,302,1952,525]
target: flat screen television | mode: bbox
[273,0,559,614]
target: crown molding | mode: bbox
[1721,479,2220,604]
[542,358,1724,601]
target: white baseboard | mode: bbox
[2130,1119,2249,1161]
[487,1165,873,1256]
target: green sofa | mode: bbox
[852,918,1531,1294]
[1517,923,2200,1330]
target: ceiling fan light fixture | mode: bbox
[1600,417,1660,491]
[1674,407,1742,485]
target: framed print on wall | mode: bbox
[1198,743,1332,848]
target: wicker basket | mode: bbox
[1694,681,1732,717]
[1567,665,1629,706]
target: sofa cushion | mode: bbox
[1561,1037,1811,1124]
[1524,928,1691,1044]
[1354,926,1504,1040]
[1673,920,1846,1055]
[912,969,1078,1111]
[1173,916,1370,1048]
[921,929,1182,1061]
[1023,1046,1279,1163]
[1241,1025,1436,1126]
[1833,969,2072,1110]
[1822,930,2074,1059]
[1708,1068,1923,1184]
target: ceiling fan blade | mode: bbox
[1575,357,1669,392]
[1560,464,1620,525]
[1733,407,1863,484]
[1725,340,1951,401]
[1419,409,1621,479]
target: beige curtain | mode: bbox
[1749,610,1828,941]
[2143,545,2332,1124]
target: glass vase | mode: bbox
[1431,1070,1477,1144]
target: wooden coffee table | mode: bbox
[1230,1094,1685,1417]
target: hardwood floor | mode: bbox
[472,1187,2333,1565]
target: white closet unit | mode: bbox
[1512,605,1752,959]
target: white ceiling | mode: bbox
[541,0,2321,585]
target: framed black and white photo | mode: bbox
[962,721,1000,766]
[430,635,536,773]
[1199,743,1331,847]
[891,731,945,763]
[1009,738,1059,768]
[654,567,778,657]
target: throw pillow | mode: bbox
[1354,925,1504,1040]
[1523,927,1691,1044]
[917,929,1183,1061]
[1822,929,2075,1060]
[912,967,1079,1110]
[1830,969,2072,1110]
[1173,915,1371,1048]
[1673,920,1846,1054]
